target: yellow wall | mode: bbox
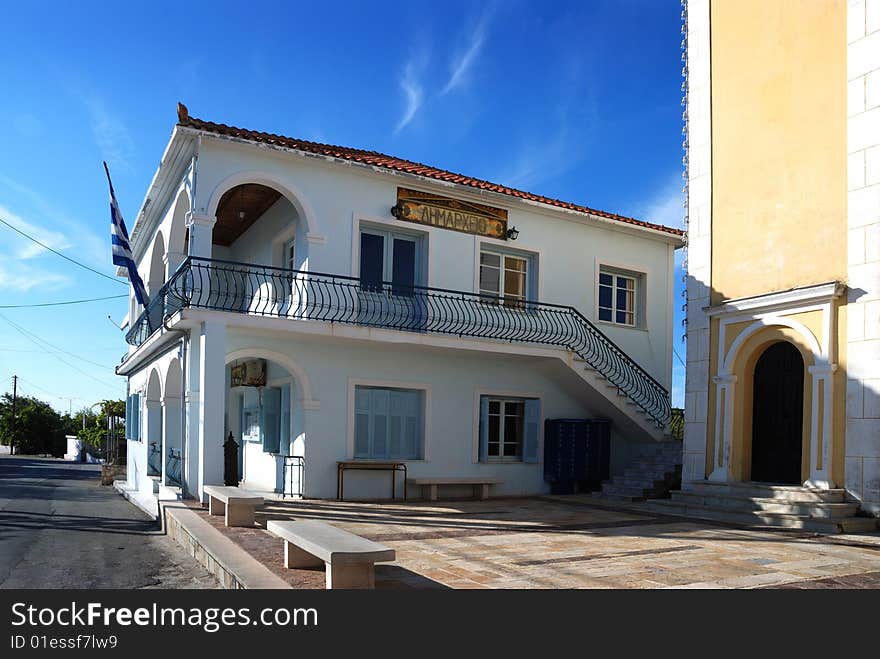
[710,0,847,303]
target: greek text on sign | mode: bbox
[391,188,508,239]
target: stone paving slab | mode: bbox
[187,495,880,589]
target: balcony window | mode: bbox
[359,228,422,295]
[479,249,531,308]
[598,267,642,327]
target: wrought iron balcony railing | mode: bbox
[126,257,671,426]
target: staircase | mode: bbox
[593,440,682,502]
[645,481,879,534]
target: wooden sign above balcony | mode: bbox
[391,188,508,239]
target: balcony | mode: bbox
[126,256,671,426]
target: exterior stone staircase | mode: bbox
[592,440,682,502]
[644,481,879,534]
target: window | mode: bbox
[125,393,141,441]
[478,396,540,463]
[479,249,531,308]
[284,238,296,271]
[598,268,640,327]
[359,228,421,295]
[238,384,291,454]
[354,386,424,460]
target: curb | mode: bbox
[161,501,291,590]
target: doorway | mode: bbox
[750,341,804,484]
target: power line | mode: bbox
[0,216,127,286]
[0,294,127,309]
[0,313,121,392]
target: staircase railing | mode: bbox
[126,256,671,426]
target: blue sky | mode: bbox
[0,0,686,413]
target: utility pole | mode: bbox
[10,375,17,456]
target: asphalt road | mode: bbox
[0,456,218,589]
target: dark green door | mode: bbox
[751,341,804,484]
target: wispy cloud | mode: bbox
[639,174,685,229]
[394,50,429,135]
[441,12,491,95]
[0,261,70,292]
[83,96,135,171]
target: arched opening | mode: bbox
[211,184,303,269]
[750,341,804,484]
[147,233,166,330]
[167,188,190,261]
[163,359,183,486]
[145,369,163,478]
[224,355,301,495]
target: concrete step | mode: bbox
[597,483,661,499]
[612,476,667,489]
[626,464,680,477]
[670,491,861,518]
[644,499,878,534]
[591,491,644,503]
[158,484,183,501]
[688,481,846,503]
[149,475,161,495]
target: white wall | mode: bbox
[193,138,678,387]
[226,329,646,500]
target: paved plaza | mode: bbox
[191,495,880,589]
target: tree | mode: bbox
[0,393,67,455]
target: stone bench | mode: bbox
[407,477,504,501]
[266,519,395,589]
[203,485,264,527]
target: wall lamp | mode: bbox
[506,226,520,241]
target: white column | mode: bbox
[197,319,227,501]
[846,0,880,514]
[806,363,839,489]
[682,0,713,489]
[145,399,162,477]
[708,373,736,482]
[184,335,201,496]
[185,212,216,258]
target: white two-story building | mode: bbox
[116,103,684,507]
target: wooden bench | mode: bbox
[203,485,264,527]
[407,477,503,501]
[266,519,395,589]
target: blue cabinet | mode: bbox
[543,419,611,494]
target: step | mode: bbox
[158,483,183,501]
[670,491,861,519]
[149,475,161,495]
[628,462,681,474]
[624,468,679,481]
[687,481,846,503]
[612,476,667,489]
[591,492,644,503]
[644,500,879,534]
[598,483,661,499]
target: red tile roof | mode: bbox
[175,104,684,238]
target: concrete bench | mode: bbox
[203,485,264,527]
[267,519,395,589]
[407,477,503,501]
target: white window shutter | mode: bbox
[280,384,291,453]
[261,388,282,454]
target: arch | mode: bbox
[147,232,166,294]
[146,367,162,402]
[164,358,182,399]
[205,170,322,238]
[225,347,318,407]
[721,315,822,375]
[167,187,190,257]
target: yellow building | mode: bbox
[679,0,880,529]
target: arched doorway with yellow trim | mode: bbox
[725,325,816,485]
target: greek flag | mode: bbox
[104,161,149,307]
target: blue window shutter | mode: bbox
[280,384,291,453]
[478,396,489,463]
[238,394,244,442]
[523,399,540,463]
[354,387,371,457]
[125,395,131,439]
[261,388,281,454]
[372,389,390,458]
[131,394,141,441]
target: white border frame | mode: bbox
[471,387,544,464]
